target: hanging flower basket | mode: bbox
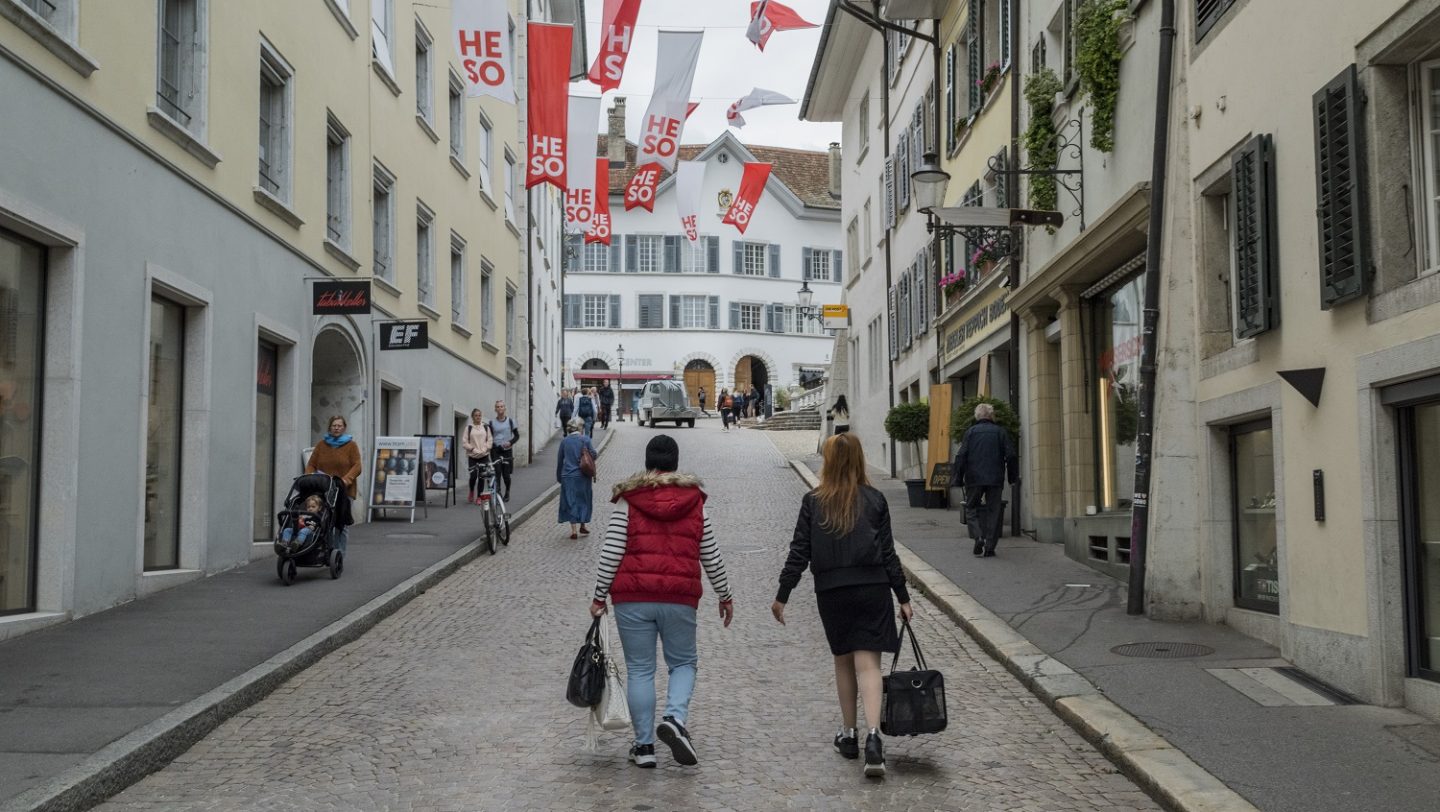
[939,270,967,299]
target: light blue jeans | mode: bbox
[613,602,698,745]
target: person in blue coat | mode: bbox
[557,418,598,539]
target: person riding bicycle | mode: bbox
[488,400,520,501]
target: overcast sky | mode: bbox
[581,0,841,151]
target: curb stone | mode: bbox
[786,460,1258,812]
[3,429,614,812]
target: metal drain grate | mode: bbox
[386,533,437,539]
[1110,641,1215,659]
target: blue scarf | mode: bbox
[323,433,353,448]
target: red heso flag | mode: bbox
[722,162,773,235]
[586,159,613,245]
[526,23,572,190]
[588,0,642,93]
[747,1,817,51]
[624,163,662,212]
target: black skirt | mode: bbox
[816,584,901,656]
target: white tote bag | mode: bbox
[584,614,631,751]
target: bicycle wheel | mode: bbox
[481,503,496,555]
[498,506,511,546]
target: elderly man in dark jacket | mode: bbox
[598,381,615,429]
[954,403,1018,557]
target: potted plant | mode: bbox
[885,400,931,508]
[978,61,1003,98]
[939,270,967,299]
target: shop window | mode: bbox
[145,295,186,571]
[1230,420,1279,613]
[0,231,43,613]
[253,342,278,542]
[1094,274,1144,512]
[1395,382,1440,681]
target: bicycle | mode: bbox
[470,460,511,555]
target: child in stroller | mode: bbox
[279,495,324,552]
[274,473,344,583]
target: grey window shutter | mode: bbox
[913,262,926,333]
[967,0,982,115]
[884,156,897,229]
[729,301,740,329]
[609,294,621,327]
[564,294,580,328]
[802,247,813,280]
[609,240,622,272]
[624,234,638,272]
[897,132,911,211]
[564,234,583,273]
[1232,133,1279,339]
[888,287,898,360]
[1001,0,1012,68]
[1196,0,1237,42]
[1314,64,1369,309]
[708,295,719,328]
[911,107,924,171]
[833,250,844,283]
[733,241,744,274]
[945,45,958,153]
[664,235,681,272]
[769,244,782,278]
[765,304,776,333]
[669,294,681,329]
[900,277,911,348]
[707,236,720,272]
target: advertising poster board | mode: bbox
[418,435,456,506]
[369,436,423,522]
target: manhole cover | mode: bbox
[386,533,437,539]
[1110,642,1215,659]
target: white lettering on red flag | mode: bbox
[746,1,817,51]
[588,0,643,93]
[722,162,773,235]
[526,23,573,190]
[636,31,703,171]
[565,95,602,231]
[453,0,513,102]
[586,158,613,245]
[624,163,663,212]
[675,161,707,243]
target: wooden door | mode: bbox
[734,358,753,394]
[683,368,715,407]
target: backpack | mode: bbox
[722,395,733,408]
[578,396,594,418]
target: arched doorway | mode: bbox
[683,359,715,408]
[311,327,367,463]
[578,358,611,390]
[734,355,769,395]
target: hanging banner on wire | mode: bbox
[726,88,796,128]
[588,0,643,92]
[586,158,613,246]
[746,1,818,51]
[453,0,513,102]
[526,22,573,190]
[635,30,703,171]
[564,95,603,232]
[722,162,773,235]
[624,163,662,213]
[675,160,707,242]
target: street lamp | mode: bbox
[911,152,952,215]
[796,279,824,325]
[616,343,625,422]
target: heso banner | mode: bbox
[746,1,818,51]
[635,31,703,171]
[588,0,642,93]
[722,162,773,235]
[586,158,613,245]
[526,23,573,191]
[675,161,707,243]
[565,95,602,232]
[453,0,513,101]
[625,163,662,212]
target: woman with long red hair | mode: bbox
[772,433,912,779]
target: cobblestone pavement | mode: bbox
[99,423,1156,812]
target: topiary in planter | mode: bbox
[951,395,1021,446]
[884,400,930,478]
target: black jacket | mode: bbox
[598,386,615,407]
[954,419,1018,488]
[776,486,911,604]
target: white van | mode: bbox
[636,380,700,428]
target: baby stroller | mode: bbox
[274,473,344,585]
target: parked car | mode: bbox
[636,380,699,428]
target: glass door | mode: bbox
[253,342,278,542]
[1231,419,1279,613]
[1400,400,1440,681]
[0,230,44,615]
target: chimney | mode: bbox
[828,142,842,199]
[607,98,628,167]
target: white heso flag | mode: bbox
[565,95,603,232]
[727,88,796,128]
[636,31,704,170]
[675,161,708,243]
[453,0,514,102]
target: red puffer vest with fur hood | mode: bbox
[609,471,707,608]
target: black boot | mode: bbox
[972,538,984,556]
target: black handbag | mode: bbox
[880,620,948,736]
[566,616,609,708]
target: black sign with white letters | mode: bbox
[380,321,429,351]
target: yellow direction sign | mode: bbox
[821,304,849,329]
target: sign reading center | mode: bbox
[942,288,1010,364]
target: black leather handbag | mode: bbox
[881,620,948,736]
[566,616,608,708]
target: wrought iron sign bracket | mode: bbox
[988,113,1087,230]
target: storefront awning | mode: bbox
[575,372,676,382]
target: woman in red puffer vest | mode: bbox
[590,435,733,770]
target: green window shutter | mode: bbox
[946,45,958,153]
[967,0,982,115]
[733,241,744,274]
[1232,134,1279,339]
[1313,64,1369,309]
[664,235,681,272]
[707,235,720,272]
[995,147,1010,208]
[708,295,719,328]
[769,244,781,278]
[1001,0,1012,68]
[888,286,898,360]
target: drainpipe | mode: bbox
[1008,0,1023,536]
[1127,0,1177,615]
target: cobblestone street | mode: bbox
[99,424,1155,812]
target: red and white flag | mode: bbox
[746,1,817,51]
[675,160,707,242]
[726,88,796,128]
[586,158,613,246]
[564,95,602,232]
[526,23,573,190]
[624,163,663,212]
[588,0,643,93]
[636,30,703,171]
[453,0,513,102]
[722,162,773,235]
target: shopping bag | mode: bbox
[566,616,607,708]
[594,614,630,731]
[880,620,948,736]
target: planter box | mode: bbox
[904,479,928,508]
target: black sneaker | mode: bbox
[834,727,859,759]
[863,730,885,778]
[972,539,984,556]
[656,715,698,766]
[629,743,656,768]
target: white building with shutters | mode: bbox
[561,128,843,410]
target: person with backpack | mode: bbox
[733,390,746,425]
[697,385,709,417]
[556,418,597,539]
[719,389,733,432]
[487,401,520,501]
[577,387,597,437]
[462,408,494,504]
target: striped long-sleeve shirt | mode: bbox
[593,499,733,603]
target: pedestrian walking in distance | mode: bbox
[772,432,913,779]
[953,402,1018,557]
[304,415,361,553]
[719,389,733,431]
[462,408,493,504]
[555,389,574,430]
[488,401,520,501]
[556,418,597,539]
[599,381,615,429]
[591,434,734,769]
[578,387,597,438]
[697,385,708,417]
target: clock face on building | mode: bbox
[717,190,734,212]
